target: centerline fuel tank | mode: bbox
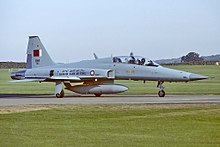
[66,84,128,94]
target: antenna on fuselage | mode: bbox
[93,53,98,59]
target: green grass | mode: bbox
[0,65,219,95]
[0,69,55,94]
[0,104,219,147]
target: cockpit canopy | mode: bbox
[112,56,159,67]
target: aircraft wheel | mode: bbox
[158,90,165,97]
[95,94,101,97]
[56,90,64,98]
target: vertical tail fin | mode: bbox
[26,36,56,69]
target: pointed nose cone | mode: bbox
[189,74,208,81]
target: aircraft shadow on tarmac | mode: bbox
[0,94,55,99]
[0,94,158,99]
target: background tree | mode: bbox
[181,52,204,62]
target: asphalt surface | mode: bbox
[0,94,219,106]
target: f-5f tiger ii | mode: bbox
[10,36,208,98]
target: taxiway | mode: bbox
[0,94,219,106]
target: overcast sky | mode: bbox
[0,0,220,62]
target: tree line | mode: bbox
[0,62,26,69]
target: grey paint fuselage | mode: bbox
[44,57,203,82]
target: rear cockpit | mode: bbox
[112,54,159,67]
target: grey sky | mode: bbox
[0,0,220,62]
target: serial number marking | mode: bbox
[58,69,87,76]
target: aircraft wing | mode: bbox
[9,79,46,83]
[49,76,81,81]
[48,75,113,82]
[9,75,113,83]
[79,76,111,79]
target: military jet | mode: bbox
[10,36,208,98]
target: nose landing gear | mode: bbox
[157,81,165,97]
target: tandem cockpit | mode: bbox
[112,53,159,67]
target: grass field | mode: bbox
[0,104,219,147]
[0,65,219,95]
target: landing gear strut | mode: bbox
[55,81,64,98]
[95,94,102,97]
[56,89,64,98]
[157,81,165,97]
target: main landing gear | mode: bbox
[157,81,165,97]
[56,89,64,98]
[55,81,64,98]
[95,94,102,97]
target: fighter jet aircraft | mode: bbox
[10,36,208,98]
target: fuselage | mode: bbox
[11,57,207,82]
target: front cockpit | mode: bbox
[112,55,159,67]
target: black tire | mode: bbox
[95,94,101,97]
[158,90,165,97]
[56,90,64,98]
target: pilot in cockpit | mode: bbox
[128,56,135,64]
[135,58,145,65]
[141,58,145,65]
[128,52,136,64]
[112,53,158,67]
